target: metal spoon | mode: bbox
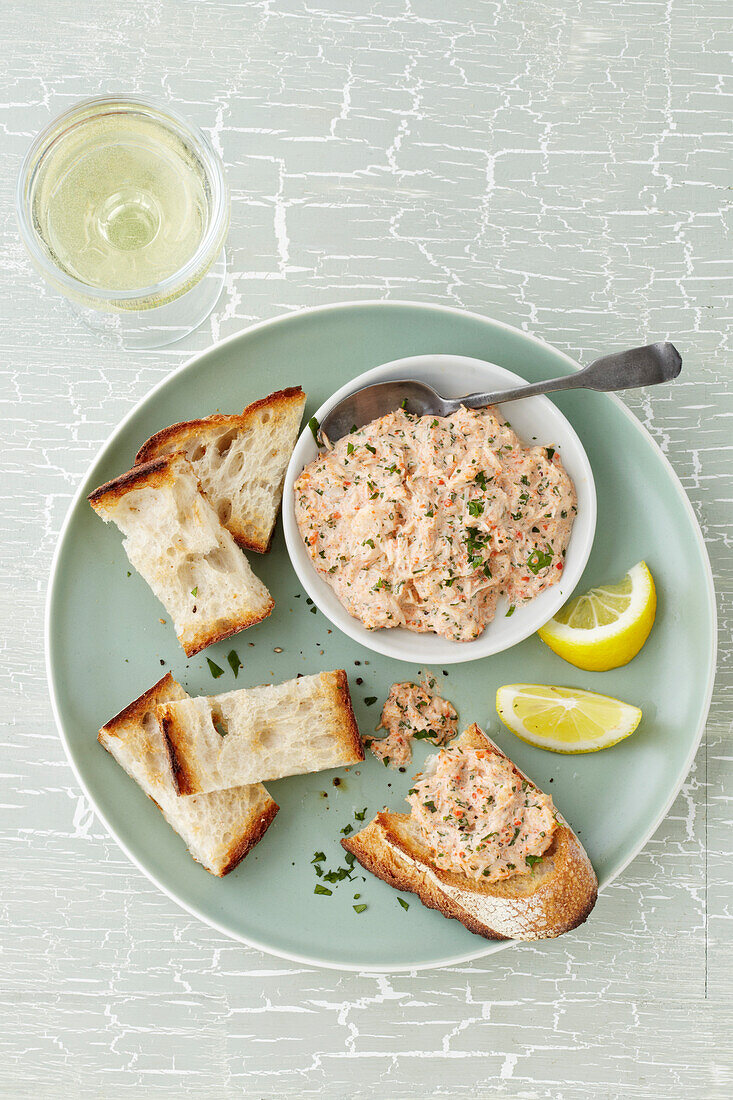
[317,341,682,443]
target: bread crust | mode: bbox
[179,600,274,658]
[215,797,280,876]
[88,454,179,508]
[323,669,365,766]
[134,386,306,553]
[342,725,598,941]
[159,706,200,796]
[98,671,181,734]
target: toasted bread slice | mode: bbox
[342,724,598,941]
[135,386,306,553]
[159,670,364,795]
[88,452,274,656]
[98,673,278,876]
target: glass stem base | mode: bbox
[69,248,227,350]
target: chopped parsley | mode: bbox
[397,898,409,911]
[527,548,553,574]
[353,903,367,913]
[308,416,320,443]
[314,884,332,896]
[227,649,242,677]
[206,658,224,679]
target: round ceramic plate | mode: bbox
[46,302,716,972]
[283,353,597,664]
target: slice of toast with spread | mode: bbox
[88,452,273,656]
[135,386,306,553]
[98,673,278,876]
[342,724,597,941]
[159,670,364,794]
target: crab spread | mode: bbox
[408,746,557,883]
[294,405,576,640]
[369,675,458,769]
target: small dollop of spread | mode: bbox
[369,676,458,769]
[294,406,576,641]
[407,747,557,882]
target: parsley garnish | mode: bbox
[347,442,354,455]
[364,696,377,706]
[354,807,367,821]
[505,605,516,617]
[191,586,198,596]
[467,500,484,517]
[314,884,332,896]
[227,649,242,677]
[311,851,326,864]
[525,854,543,867]
[546,446,556,461]
[398,898,409,911]
[527,548,553,574]
[206,658,224,679]
[308,416,320,443]
[353,903,367,913]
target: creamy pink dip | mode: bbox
[408,746,557,883]
[369,676,458,769]
[294,406,576,640]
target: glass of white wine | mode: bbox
[16,95,230,348]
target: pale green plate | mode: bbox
[46,302,716,971]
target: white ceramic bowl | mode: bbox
[283,354,597,664]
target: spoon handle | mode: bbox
[456,341,682,410]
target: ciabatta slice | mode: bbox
[135,386,306,553]
[98,673,278,876]
[342,724,598,941]
[159,670,364,795]
[88,452,274,656]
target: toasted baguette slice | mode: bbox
[135,386,306,553]
[98,673,278,876]
[342,724,598,941]
[88,452,274,656]
[159,670,364,795]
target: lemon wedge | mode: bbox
[537,561,656,671]
[496,684,642,753]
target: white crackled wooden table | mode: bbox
[1,1,730,1096]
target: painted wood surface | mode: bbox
[1,1,730,1096]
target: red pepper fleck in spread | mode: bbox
[294,406,576,640]
[368,675,458,769]
[408,746,557,882]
